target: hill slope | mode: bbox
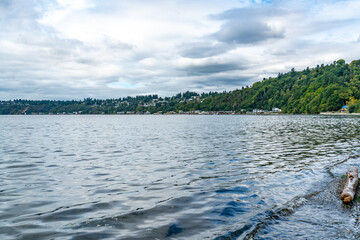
[204,59,360,113]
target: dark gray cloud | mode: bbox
[179,62,246,76]
[193,75,253,87]
[267,48,296,56]
[178,6,288,60]
[178,42,231,58]
[212,7,285,44]
[75,58,99,65]
[103,38,134,51]
[214,20,284,44]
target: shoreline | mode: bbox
[319,112,360,116]
[3,112,360,116]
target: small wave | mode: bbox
[5,164,37,169]
[216,186,249,194]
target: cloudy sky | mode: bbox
[1,0,360,100]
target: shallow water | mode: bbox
[1,115,360,239]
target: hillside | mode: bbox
[1,59,360,114]
[204,59,360,114]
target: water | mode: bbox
[1,115,360,239]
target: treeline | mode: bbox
[205,59,360,113]
[2,59,360,114]
[0,91,222,114]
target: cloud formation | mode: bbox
[177,59,246,76]
[212,7,286,44]
[1,0,360,100]
[179,42,231,59]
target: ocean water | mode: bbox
[1,115,360,240]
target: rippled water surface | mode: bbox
[1,115,360,239]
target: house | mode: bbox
[272,107,281,112]
[341,105,349,113]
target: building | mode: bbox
[272,107,281,112]
[341,105,349,113]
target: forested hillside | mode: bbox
[1,59,360,114]
[207,59,360,113]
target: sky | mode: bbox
[1,0,360,100]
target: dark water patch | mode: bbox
[30,155,45,159]
[3,149,16,153]
[92,188,123,195]
[5,163,37,169]
[16,151,29,155]
[71,231,114,240]
[216,186,249,194]
[46,164,59,168]
[84,166,102,170]
[111,150,123,154]
[166,223,183,237]
[60,153,76,157]
[93,173,110,177]
[215,224,253,240]
[220,201,248,217]
[75,157,99,162]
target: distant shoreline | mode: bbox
[2,112,360,116]
[319,112,360,116]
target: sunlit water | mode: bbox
[1,115,360,239]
